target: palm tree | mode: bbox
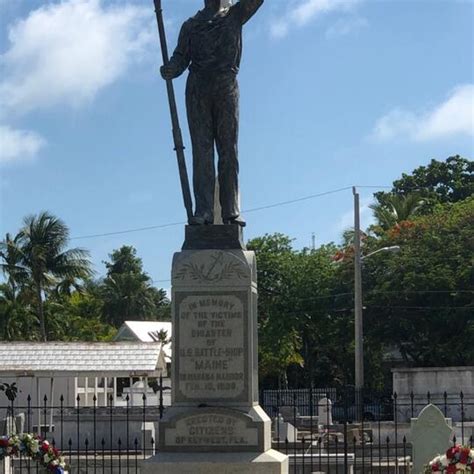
[0,283,38,340]
[0,233,28,298]
[370,193,425,231]
[16,212,93,341]
[101,272,156,326]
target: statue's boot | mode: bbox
[190,214,213,225]
[223,215,246,227]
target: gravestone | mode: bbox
[143,225,287,473]
[279,406,299,423]
[0,457,11,474]
[279,420,298,443]
[0,416,16,436]
[318,397,333,426]
[410,404,453,474]
[15,413,25,435]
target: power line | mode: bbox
[367,305,473,311]
[70,185,356,240]
[243,186,353,213]
[69,182,460,241]
[355,185,392,189]
[259,305,473,318]
[70,221,185,240]
[259,288,474,304]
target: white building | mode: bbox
[0,341,169,434]
[115,320,172,364]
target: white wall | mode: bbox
[392,367,474,422]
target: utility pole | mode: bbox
[353,186,364,420]
[311,233,316,251]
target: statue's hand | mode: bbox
[160,64,177,80]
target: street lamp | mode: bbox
[353,187,400,420]
[361,246,401,261]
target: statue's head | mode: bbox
[204,0,232,10]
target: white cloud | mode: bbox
[371,109,418,142]
[325,16,368,38]
[371,84,474,142]
[416,84,474,140]
[270,0,363,39]
[270,20,289,39]
[0,125,46,164]
[0,0,154,115]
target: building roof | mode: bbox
[116,321,172,342]
[0,342,165,376]
[115,321,172,362]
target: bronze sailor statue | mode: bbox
[159,0,264,227]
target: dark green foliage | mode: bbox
[0,382,18,402]
[0,220,170,341]
[100,246,170,326]
[369,193,426,233]
[1,212,93,341]
[375,155,473,211]
[250,197,473,389]
[364,197,474,366]
[248,234,358,388]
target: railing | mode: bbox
[1,386,474,472]
[261,387,474,473]
[0,377,170,473]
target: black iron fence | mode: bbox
[1,385,474,473]
[0,377,169,473]
[261,387,474,473]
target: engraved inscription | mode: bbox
[164,412,258,448]
[177,294,246,400]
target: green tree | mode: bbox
[0,233,28,299]
[16,212,93,341]
[369,193,426,232]
[248,234,354,388]
[39,280,115,341]
[0,283,38,340]
[248,234,303,387]
[375,155,473,211]
[364,197,474,366]
[100,246,169,326]
[150,286,171,321]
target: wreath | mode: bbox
[425,445,474,473]
[0,434,67,473]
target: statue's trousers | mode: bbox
[186,72,240,222]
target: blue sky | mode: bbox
[1,0,473,289]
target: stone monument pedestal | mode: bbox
[142,450,287,474]
[143,225,288,474]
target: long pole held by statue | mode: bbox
[153,0,194,224]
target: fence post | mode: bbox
[309,386,314,473]
[344,386,348,474]
[76,394,81,468]
[394,391,398,471]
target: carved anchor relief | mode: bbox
[174,252,248,283]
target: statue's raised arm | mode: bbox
[237,0,264,25]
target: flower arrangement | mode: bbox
[425,445,474,473]
[0,433,67,473]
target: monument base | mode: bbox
[157,405,272,453]
[163,228,288,474]
[141,449,288,474]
